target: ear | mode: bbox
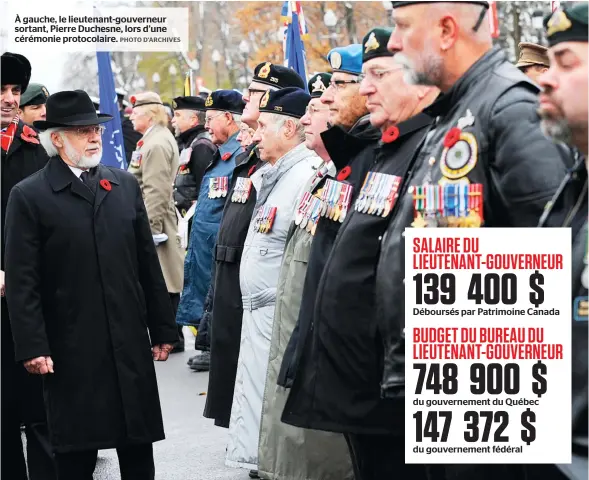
[284,118,297,139]
[52,131,64,148]
[439,13,459,52]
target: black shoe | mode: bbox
[171,342,185,354]
[189,351,210,372]
[249,470,260,479]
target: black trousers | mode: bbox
[169,293,184,345]
[54,444,154,480]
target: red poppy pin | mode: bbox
[248,165,257,177]
[100,179,112,191]
[137,140,144,148]
[20,125,40,144]
[382,126,400,144]
[443,127,461,148]
[130,95,137,106]
[336,166,352,181]
[222,152,231,161]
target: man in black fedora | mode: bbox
[1,51,55,480]
[4,89,179,480]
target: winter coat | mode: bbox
[128,124,184,293]
[257,161,353,480]
[204,145,260,428]
[375,47,568,400]
[226,143,321,470]
[1,120,49,427]
[5,157,178,453]
[176,131,241,326]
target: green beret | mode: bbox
[20,83,49,108]
[362,27,394,63]
[544,3,588,47]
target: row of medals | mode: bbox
[295,173,403,235]
[231,177,253,204]
[411,182,484,228]
[208,177,229,199]
[253,206,277,233]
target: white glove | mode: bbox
[153,233,169,246]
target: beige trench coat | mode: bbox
[128,124,184,293]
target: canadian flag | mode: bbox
[488,1,499,39]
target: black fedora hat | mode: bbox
[34,90,113,130]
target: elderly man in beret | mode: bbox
[171,95,217,253]
[1,51,54,480]
[18,82,49,126]
[516,42,550,83]
[257,72,354,480]
[537,4,588,480]
[204,64,305,432]
[176,90,244,371]
[5,89,178,479]
[226,87,321,475]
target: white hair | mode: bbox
[38,127,62,157]
[268,113,305,143]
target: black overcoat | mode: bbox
[5,156,178,453]
[203,144,259,428]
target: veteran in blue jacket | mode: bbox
[176,91,244,332]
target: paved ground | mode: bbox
[93,330,250,480]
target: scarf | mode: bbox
[1,115,19,152]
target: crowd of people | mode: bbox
[0,2,587,480]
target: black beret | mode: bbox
[258,87,310,119]
[173,96,206,111]
[362,27,394,63]
[392,1,489,7]
[204,90,245,115]
[252,62,306,90]
[308,73,331,98]
[544,4,588,47]
[20,83,49,108]
[1,52,31,93]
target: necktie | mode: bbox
[80,170,95,195]
[80,171,90,184]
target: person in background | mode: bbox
[515,42,551,83]
[116,87,142,167]
[226,88,321,477]
[1,51,54,480]
[236,121,255,151]
[176,90,244,370]
[6,89,177,480]
[537,4,588,480]
[257,72,353,480]
[18,83,49,126]
[129,92,185,352]
[163,102,175,135]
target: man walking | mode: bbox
[5,89,178,480]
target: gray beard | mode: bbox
[540,116,573,145]
[397,52,443,87]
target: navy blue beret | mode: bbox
[258,87,310,119]
[204,90,245,114]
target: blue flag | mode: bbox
[97,52,127,169]
[283,2,308,92]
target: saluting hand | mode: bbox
[24,356,54,375]
[152,344,174,362]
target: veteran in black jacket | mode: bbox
[5,90,178,480]
[373,2,568,479]
[537,5,588,479]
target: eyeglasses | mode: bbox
[204,112,225,125]
[304,105,330,116]
[66,125,106,137]
[358,68,401,83]
[247,88,267,97]
[328,79,360,91]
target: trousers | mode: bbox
[54,443,154,480]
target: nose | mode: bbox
[358,77,375,97]
[320,89,333,105]
[252,128,262,144]
[537,67,555,92]
[387,29,403,54]
[300,112,311,126]
[3,89,16,104]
